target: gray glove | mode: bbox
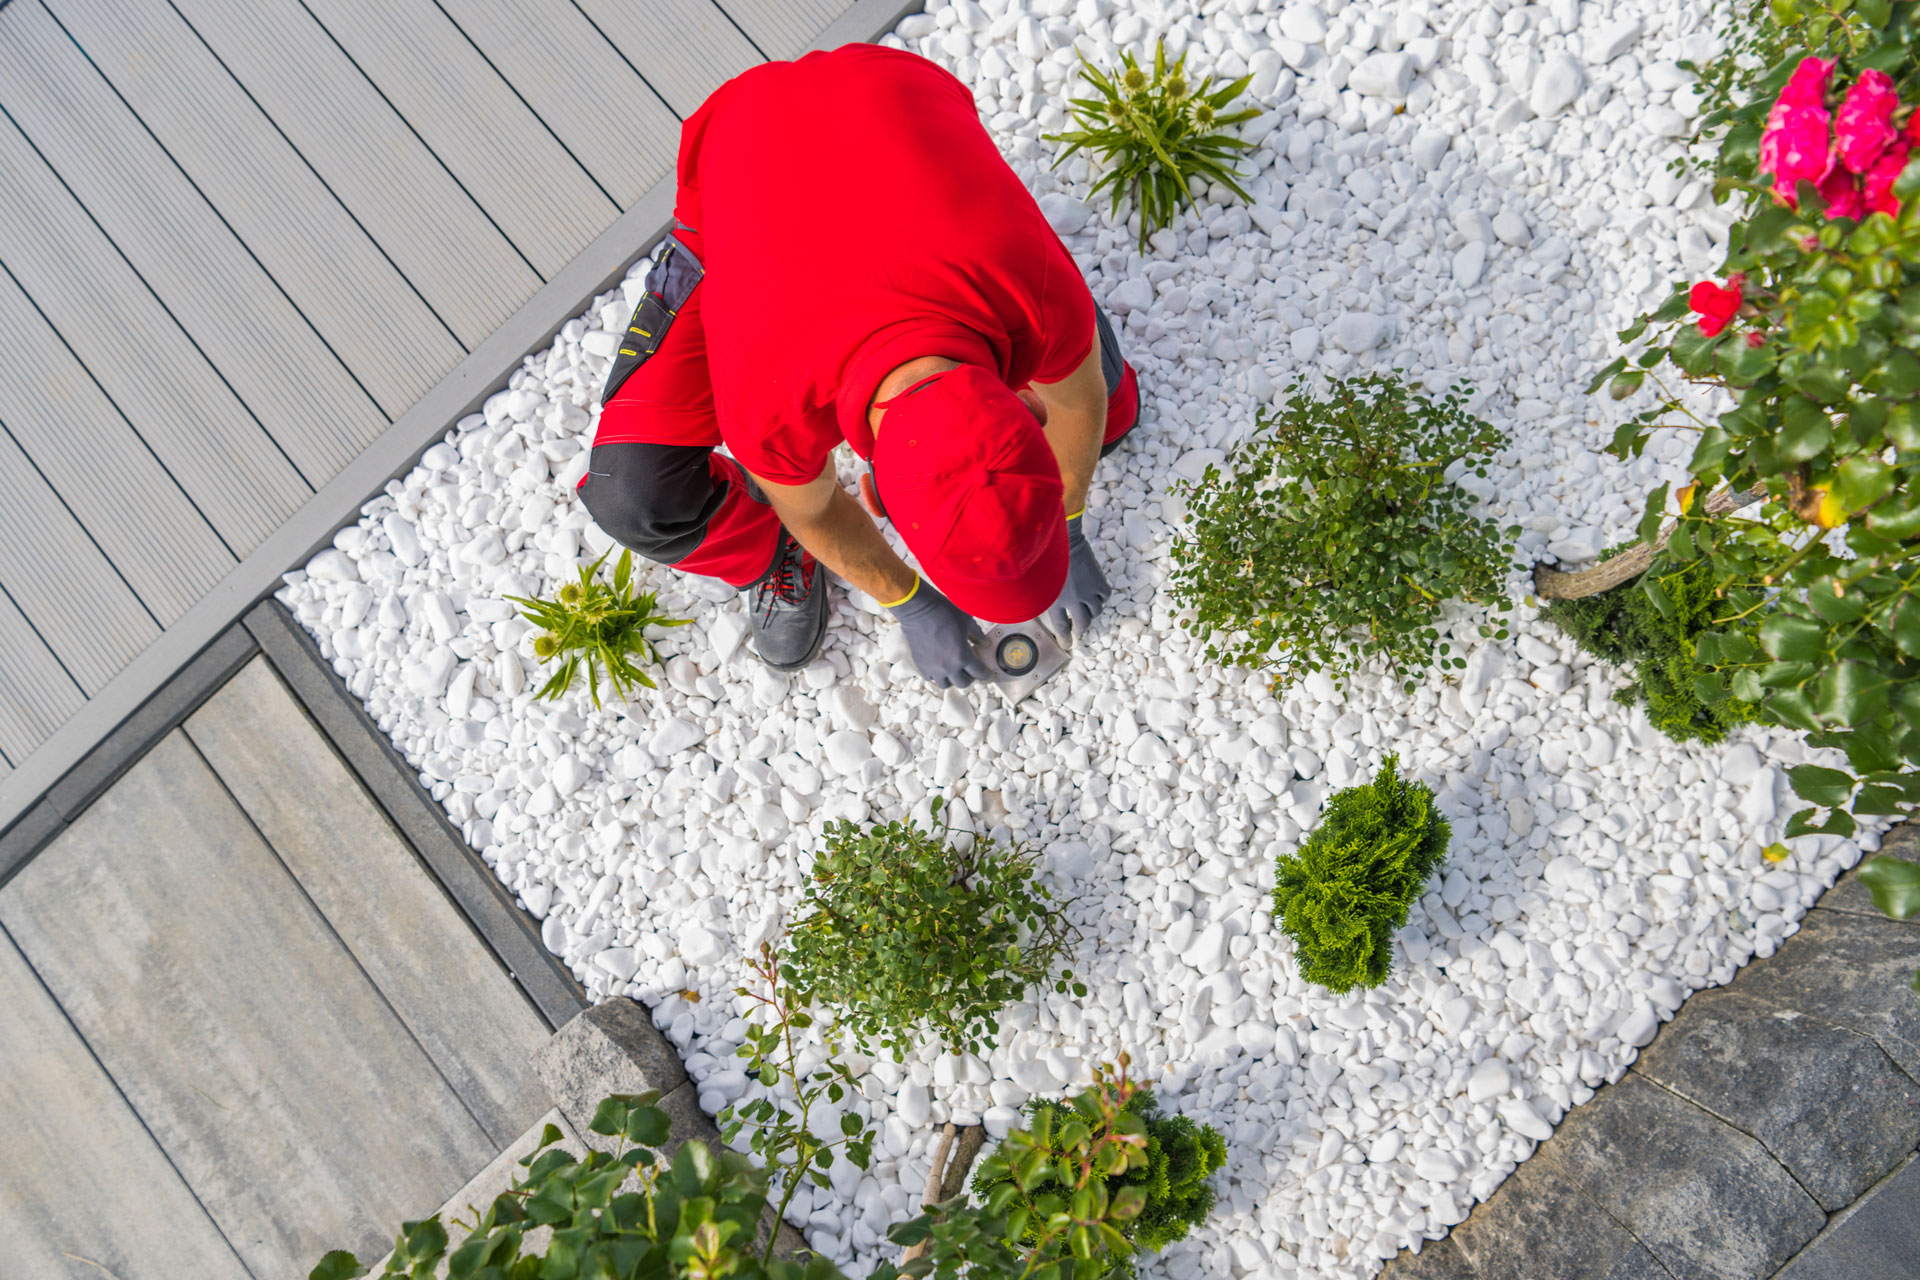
[888,577,991,689]
[1042,513,1110,644]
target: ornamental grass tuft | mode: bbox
[1273,753,1450,993]
[1047,40,1260,250]
[505,547,688,707]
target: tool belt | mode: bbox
[599,228,705,405]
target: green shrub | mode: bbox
[506,547,687,707]
[1543,547,1764,744]
[1273,753,1450,993]
[1170,374,1519,694]
[969,1083,1223,1276]
[780,799,1084,1061]
[1049,40,1259,251]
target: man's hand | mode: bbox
[888,577,992,688]
[1042,512,1110,644]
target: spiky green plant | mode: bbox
[1273,753,1450,993]
[1048,40,1260,251]
[505,547,688,707]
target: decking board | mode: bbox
[722,0,855,60]
[0,588,84,766]
[0,268,234,627]
[300,0,617,279]
[0,429,159,695]
[42,0,465,419]
[575,0,762,119]
[433,0,679,208]
[0,111,308,559]
[171,0,541,346]
[0,1,385,484]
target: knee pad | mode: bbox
[577,442,728,565]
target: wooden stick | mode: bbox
[1533,485,1766,600]
[900,1122,959,1265]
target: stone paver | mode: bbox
[1546,1074,1825,1280]
[1776,1153,1920,1280]
[1729,907,1920,1080]
[1633,988,1920,1210]
[1441,1154,1672,1280]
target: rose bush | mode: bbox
[1591,3,1920,839]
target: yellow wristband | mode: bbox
[1067,508,1084,521]
[878,575,921,610]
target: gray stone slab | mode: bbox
[538,999,690,1133]
[1445,1153,1673,1280]
[185,656,551,1147]
[1545,1074,1824,1280]
[1724,906,1920,1080]
[245,600,587,1030]
[1777,1152,1920,1280]
[1817,824,1920,920]
[0,928,252,1280]
[46,625,256,824]
[1633,987,1920,1210]
[1380,1234,1479,1279]
[0,731,496,1277]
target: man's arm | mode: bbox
[1028,338,1108,516]
[747,467,919,604]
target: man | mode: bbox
[577,43,1140,688]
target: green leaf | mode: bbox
[1833,455,1895,512]
[1776,400,1833,462]
[1816,660,1889,727]
[1760,615,1826,662]
[309,1251,369,1280]
[1587,356,1629,395]
[1857,855,1920,920]
[624,1104,671,1149]
[1787,764,1856,809]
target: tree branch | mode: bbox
[1533,485,1767,600]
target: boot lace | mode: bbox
[762,535,813,615]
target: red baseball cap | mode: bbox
[872,364,1067,623]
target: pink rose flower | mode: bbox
[1778,57,1834,108]
[1863,139,1911,216]
[1761,103,1835,206]
[1835,69,1899,173]
[1819,165,1865,221]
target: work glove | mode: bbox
[1041,513,1110,645]
[887,576,992,689]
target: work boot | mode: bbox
[745,528,828,670]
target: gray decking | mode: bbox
[0,0,913,833]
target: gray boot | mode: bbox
[744,529,828,670]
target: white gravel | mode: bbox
[276,1,1893,1276]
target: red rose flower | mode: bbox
[1746,331,1766,348]
[1820,164,1865,220]
[1864,139,1913,216]
[1690,278,1743,337]
[1835,68,1899,173]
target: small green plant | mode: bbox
[1543,547,1765,744]
[880,1058,1154,1280]
[505,547,688,708]
[781,798,1084,1061]
[1273,753,1451,993]
[971,1086,1226,1274]
[719,944,875,1260]
[1048,40,1259,251]
[308,1093,838,1280]
[1171,374,1520,694]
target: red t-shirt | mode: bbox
[676,45,1094,485]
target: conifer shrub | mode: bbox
[1272,753,1450,993]
[970,1087,1226,1275]
[1542,546,1763,744]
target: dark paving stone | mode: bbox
[1546,1075,1824,1280]
[1725,908,1920,1080]
[1443,1154,1674,1280]
[1818,824,1920,920]
[1634,988,1920,1210]
[1776,1154,1920,1280]
[1380,1234,1479,1279]
[0,798,62,891]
